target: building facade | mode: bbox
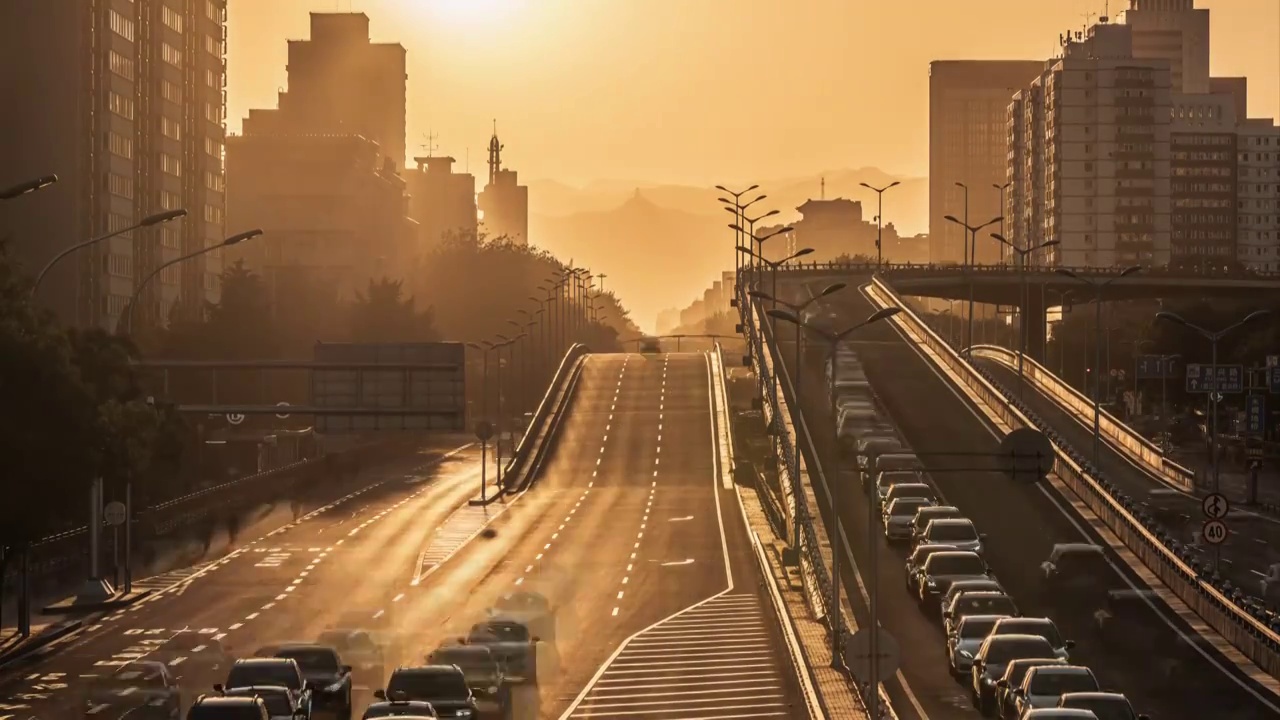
[406,155,477,248]
[1169,92,1237,269]
[1236,119,1280,272]
[477,129,529,245]
[1121,0,1210,94]
[929,60,1043,265]
[0,0,227,331]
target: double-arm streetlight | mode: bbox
[765,305,902,703]
[749,283,847,549]
[34,208,189,294]
[508,318,531,412]
[860,181,900,267]
[1156,309,1271,495]
[990,233,1060,397]
[492,333,524,486]
[716,184,762,274]
[1056,266,1143,466]
[730,223,792,285]
[944,214,1003,352]
[1,174,57,201]
[122,228,261,335]
[737,246,814,305]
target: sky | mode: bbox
[227,0,1280,187]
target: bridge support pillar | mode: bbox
[1023,289,1048,363]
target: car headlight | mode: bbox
[457,710,474,717]
[488,686,498,694]
[325,680,345,693]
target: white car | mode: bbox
[883,497,936,541]
[1009,666,1100,717]
[946,614,1010,678]
[989,617,1074,662]
[915,518,986,556]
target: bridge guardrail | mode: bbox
[504,344,589,495]
[862,275,1280,678]
[766,259,1280,281]
[969,345,1196,492]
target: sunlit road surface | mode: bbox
[0,353,805,720]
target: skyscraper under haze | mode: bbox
[0,0,229,331]
[478,128,529,245]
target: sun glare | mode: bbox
[425,0,524,24]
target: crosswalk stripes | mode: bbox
[128,562,217,592]
[412,504,501,583]
[567,593,796,719]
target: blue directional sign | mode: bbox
[1247,395,1267,435]
[1185,363,1244,393]
[1270,367,1280,395]
[1136,355,1177,379]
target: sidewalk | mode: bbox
[0,619,86,672]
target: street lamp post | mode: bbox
[990,233,1060,398]
[529,297,549,385]
[767,305,902,720]
[737,246,814,305]
[860,181,900,267]
[0,174,57,201]
[492,334,523,487]
[1056,266,1143,467]
[716,184,761,276]
[943,214,1003,353]
[35,209,188,294]
[748,283,847,550]
[1155,309,1272,495]
[466,341,493,499]
[992,182,1013,265]
[122,228,261,336]
[729,223,793,289]
[508,319,529,412]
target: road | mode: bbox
[976,357,1280,597]
[0,353,805,720]
[773,280,1280,720]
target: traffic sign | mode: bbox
[997,428,1055,483]
[226,413,245,426]
[1202,519,1228,545]
[1247,395,1266,435]
[1136,355,1177,379]
[1185,364,1244,393]
[1202,493,1229,520]
[475,420,494,443]
[103,501,127,526]
[275,402,291,419]
[1269,367,1280,395]
[845,627,900,681]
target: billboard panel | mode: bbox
[311,342,466,433]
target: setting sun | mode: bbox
[421,0,526,25]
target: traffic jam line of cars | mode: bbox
[830,348,1152,720]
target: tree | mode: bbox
[348,278,438,343]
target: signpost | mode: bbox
[1247,395,1266,435]
[846,626,900,715]
[103,501,127,526]
[475,421,494,503]
[225,413,245,426]
[1136,355,1177,379]
[1202,493,1229,520]
[312,342,467,432]
[997,428,1055,483]
[1202,519,1228,545]
[274,402,291,420]
[1185,364,1244,393]
[1201,492,1229,572]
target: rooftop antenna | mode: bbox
[821,176,826,200]
[1081,10,1096,34]
[1101,0,1109,22]
[487,119,504,187]
[420,130,439,158]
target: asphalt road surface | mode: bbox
[0,353,804,720]
[977,357,1280,597]
[773,279,1280,720]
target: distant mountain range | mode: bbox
[527,168,927,331]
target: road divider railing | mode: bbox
[501,344,589,496]
[970,344,1195,492]
[862,275,1280,677]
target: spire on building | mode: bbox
[487,119,504,187]
[421,130,439,158]
[821,176,826,200]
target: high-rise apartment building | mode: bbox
[1236,119,1280,272]
[0,0,228,331]
[1169,92,1237,268]
[406,155,477,248]
[1122,0,1210,93]
[929,60,1043,265]
[1006,23,1174,268]
[477,129,529,245]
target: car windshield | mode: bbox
[927,554,985,575]
[878,473,915,489]
[188,704,265,720]
[275,648,339,673]
[958,617,1001,639]
[984,637,1054,664]
[889,485,934,500]
[227,663,301,690]
[1059,696,1133,720]
[387,671,468,700]
[997,621,1064,647]
[910,547,947,564]
[916,509,957,526]
[470,623,529,642]
[930,523,978,541]
[1007,661,1061,686]
[890,500,929,517]
[1029,671,1098,695]
[229,690,292,716]
[956,595,1017,617]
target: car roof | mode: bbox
[274,643,334,652]
[224,686,291,696]
[953,591,1010,600]
[985,633,1053,646]
[394,664,462,676]
[889,482,932,490]
[957,613,1011,625]
[195,696,264,707]
[1022,711,1098,718]
[1007,657,1067,670]
[1028,665,1093,676]
[430,645,492,658]
[926,550,981,561]
[1059,692,1126,701]
[919,505,959,513]
[949,578,1000,588]
[234,657,297,666]
[888,497,932,507]
[912,543,958,556]
[929,518,975,527]
[995,617,1055,627]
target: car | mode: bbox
[989,617,1075,661]
[378,666,480,718]
[874,452,922,474]
[1019,711,1100,719]
[855,436,903,467]
[361,694,439,718]
[186,695,271,720]
[426,644,509,712]
[968,633,1059,715]
[881,482,939,514]
[86,661,183,719]
[269,644,353,719]
[1008,666,1100,717]
[1057,691,1149,720]
[994,658,1067,720]
[946,614,1011,678]
[639,337,660,353]
[942,591,1019,635]
[220,659,311,716]
[938,578,1005,613]
[915,518,987,556]
[909,505,964,543]
[905,544,960,596]
[874,470,922,502]
[915,550,993,608]
[488,589,556,640]
[220,686,307,720]
[883,497,936,541]
[464,619,539,684]
[1040,543,1110,603]
[315,629,387,682]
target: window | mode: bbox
[106,131,134,159]
[107,294,130,317]
[204,170,224,192]
[161,227,180,249]
[205,102,222,124]
[206,0,221,21]
[159,80,182,105]
[204,137,222,158]
[205,68,219,88]
[162,42,182,67]
[107,253,133,278]
[203,203,223,224]
[160,116,181,140]
[108,213,135,237]
[159,190,181,210]
[160,153,182,177]
[108,50,135,80]
[162,5,184,33]
[160,265,180,285]
[203,272,218,292]
[108,9,135,41]
[108,91,134,120]
[107,173,134,200]
[205,34,223,56]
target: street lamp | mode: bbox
[467,341,495,500]
[508,318,529,412]
[717,184,761,275]
[1155,309,1271,495]
[990,233,1060,398]
[729,223,793,284]
[34,208,188,294]
[765,304,902,706]
[122,228,260,335]
[0,174,57,201]
[738,246,814,305]
[859,181,900,267]
[748,282,847,549]
[491,333,523,488]
[992,182,1013,265]
[943,214,1003,352]
[1056,266,1143,467]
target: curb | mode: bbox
[42,589,154,616]
[0,620,85,672]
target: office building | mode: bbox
[406,154,477,248]
[477,128,529,245]
[1121,0,1210,93]
[1006,22,1174,268]
[929,60,1043,265]
[1236,119,1280,272]
[0,0,228,331]
[1169,92,1237,269]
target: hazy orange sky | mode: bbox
[228,0,1279,187]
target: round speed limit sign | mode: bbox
[1202,519,1229,545]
